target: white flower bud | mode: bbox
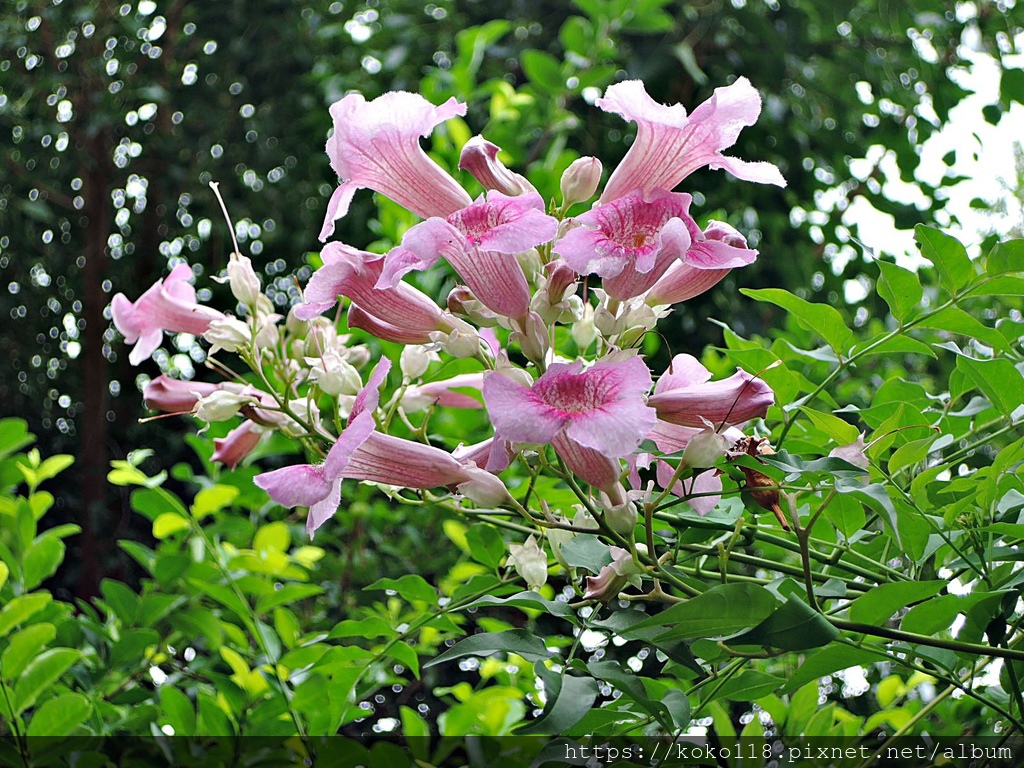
[682,419,731,468]
[306,350,362,396]
[545,523,574,569]
[560,156,602,207]
[227,253,262,308]
[193,390,252,423]
[571,302,598,351]
[204,317,250,355]
[400,345,438,380]
[507,535,548,591]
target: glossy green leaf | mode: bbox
[26,692,90,736]
[159,685,196,737]
[639,583,779,641]
[848,580,946,625]
[955,355,1024,416]
[782,645,883,693]
[741,288,854,353]
[22,535,64,590]
[466,524,506,569]
[915,225,973,293]
[0,594,52,638]
[365,574,438,606]
[710,670,786,702]
[875,260,922,323]
[13,648,80,714]
[1,623,56,680]
[424,629,553,668]
[517,662,598,735]
[730,597,838,651]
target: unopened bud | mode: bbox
[507,535,548,591]
[571,302,598,351]
[306,350,362,396]
[193,390,252,423]
[560,157,602,207]
[400,345,437,380]
[204,317,250,355]
[227,253,262,308]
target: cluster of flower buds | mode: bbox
[113,77,785,602]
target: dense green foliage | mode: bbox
[2,1,1024,764]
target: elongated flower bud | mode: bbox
[560,156,602,207]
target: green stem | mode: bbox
[831,617,1024,663]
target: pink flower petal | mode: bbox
[307,477,343,536]
[458,136,536,196]
[654,354,712,395]
[212,421,263,470]
[321,92,472,240]
[554,189,694,300]
[598,78,785,203]
[298,243,448,335]
[144,375,221,412]
[645,263,731,305]
[649,365,774,428]
[552,432,621,492]
[254,463,334,508]
[347,304,437,345]
[483,371,567,445]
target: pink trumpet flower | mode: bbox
[256,358,507,535]
[554,189,695,300]
[458,136,536,196]
[598,78,786,204]
[378,191,558,320]
[296,243,452,340]
[646,220,757,305]
[483,355,656,492]
[212,421,263,470]
[143,375,221,412]
[320,91,472,241]
[402,373,484,412]
[647,354,774,428]
[643,219,757,307]
[111,264,225,365]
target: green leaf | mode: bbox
[1,623,56,680]
[517,661,598,735]
[13,648,80,714]
[730,597,838,651]
[21,535,65,590]
[586,660,673,730]
[388,640,420,679]
[987,239,1024,275]
[782,645,883,693]
[424,629,554,668]
[328,617,397,640]
[0,418,34,462]
[875,260,922,323]
[466,524,505,569]
[255,584,324,614]
[899,592,1000,635]
[192,485,240,519]
[33,455,74,486]
[710,671,785,702]
[159,685,196,737]
[558,534,612,574]
[915,225,973,293]
[461,591,577,620]
[848,580,946,625]
[741,288,854,353]
[520,49,564,93]
[638,583,779,641]
[0,594,52,638]
[798,407,859,444]
[365,574,438,606]
[109,629,159,667]
[955,355,1024,416]
[152,513,190,539]
[26,692,90,736]
[919,307,1008,349]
